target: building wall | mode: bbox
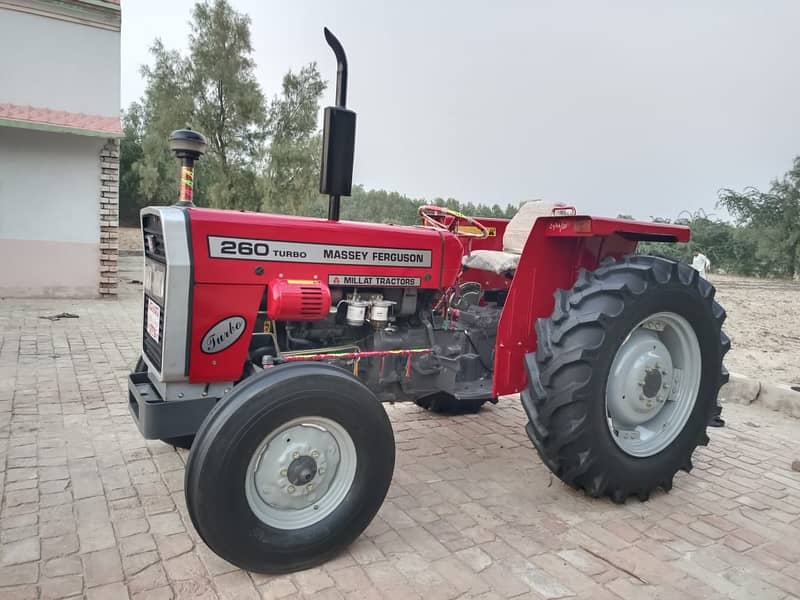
[0,8,120,117]
[0,128,105,297]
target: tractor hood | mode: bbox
[187,207,464,290]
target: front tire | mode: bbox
[184,362,395,573]
[522,255,729,503]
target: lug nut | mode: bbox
[287,485,295,493]
[306,484,314,491]
[292,452,300,459]
[311,450,319,459]
[280,468,287,477]
[319,467,326,475]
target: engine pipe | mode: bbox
[168,128,208,207]
[278,348,432,379]
[279,348,431,362]
[319,28,356,222]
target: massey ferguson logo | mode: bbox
[208,236,432,268]
[201,316,246,354]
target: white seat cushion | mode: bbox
[462,201,559,274]
[462,250,519,274]
[502,200,559,253]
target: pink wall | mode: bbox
[0,238,99,297]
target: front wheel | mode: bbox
[184,363,395,573]
[522,255,729,503]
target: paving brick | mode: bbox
[78,521,116,553]
[292,567,335,594]
[328,565,372,592]
[147,512,184,536]
[43,556,82,577]
[0,586,38,600]
[213,571,260,599]
[3,282,800,600]
[164,553,206,581]
[132,587,174,600]
[128,563,169,595]
[40,574,84,599]
[83,548,124,588]
[257,577,297,599]
[41,532,79,559]
[0,561,38,585]
[0,536,39,565]
[87,582,130,600]
[154,533,193,561]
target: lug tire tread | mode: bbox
[521,255,728,504]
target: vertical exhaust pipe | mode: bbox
[319,28,357,222]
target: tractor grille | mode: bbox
[141,213,165,371]
[142,296,164,371]
[142,213,166,264]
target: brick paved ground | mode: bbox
[1,259,799,599]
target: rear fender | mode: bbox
[492,216,689,396]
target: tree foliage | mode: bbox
[189,0,266,210]
[718,157,800,277]
[264,64,326,215]
[118,2,799,280]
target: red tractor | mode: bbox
[129,29,728,574]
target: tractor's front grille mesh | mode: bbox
[142,297,164,371]
[141,213,165,371]
[142,214,166,263]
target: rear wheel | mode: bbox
[522,255,729,503]
[132,356,194,449]
[184,362,395,573]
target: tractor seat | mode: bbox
[462,201,563,274]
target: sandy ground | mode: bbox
[118,227,799,384]
[712,273,800,386]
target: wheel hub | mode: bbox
[605,312,703,458]
[244,416,358,531]
[287,455,318,486]
[606,330,674,426]
[641,368,663,398]
[251,422,340,512]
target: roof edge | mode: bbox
[0,117,124,138]
[0,0,121,32]
[0,104,123,138]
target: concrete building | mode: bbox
[0,0,122,297]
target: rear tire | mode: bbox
[184,362,395,573]
[132,356,195,450]
[522,255,729,503]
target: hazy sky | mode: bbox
[121,1,800,219]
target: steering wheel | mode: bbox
[418,205,490,239]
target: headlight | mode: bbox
[144,260,166,302]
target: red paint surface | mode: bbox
[184,207,690,391]
[492,216,688,396]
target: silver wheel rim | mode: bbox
[605,311,702,458]
[245,416,357,530]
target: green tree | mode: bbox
[718,157,800,277]
[127,0,266,212]
[131,40,194,207]
[264,64,326,215]
[189,0,267,210]
[119,104,145,225]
